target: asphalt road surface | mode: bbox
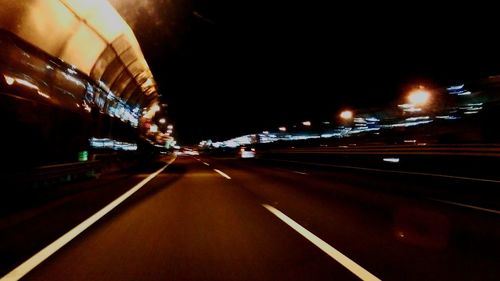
[1,155,500,280]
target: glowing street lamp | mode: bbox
[151,104,161,113]
[167,124,173,130]
[3,75,14,85]
[143,103,161,119]
[340,110,353,120]
[408,87,430,106]
[302,121,311,126]
[159,118,166,124]
[279,126,287,132]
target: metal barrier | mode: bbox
[267,144,500,157]
[259,144,500,181]
[5,161,102,189]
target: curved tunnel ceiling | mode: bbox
[0,0,159,110]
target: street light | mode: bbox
[159,118,166,124]
[279,126,287,132]
[302,121,311,126]
[143,103,161,119]
[340,110,353,120]
[408,87,430,106]
[152,104,161,113]
[167,124,173,130]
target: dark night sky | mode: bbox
[110,1,500,144]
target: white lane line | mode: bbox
[213,169,231,179]
[1,156,177,281]
[202,162,210,166]
[267,159,500,184]
[262,204,381,281]
[292,171,308,175]
[430,198,500,215]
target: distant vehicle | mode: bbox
[175,147,199,156]
[238,146,256,159]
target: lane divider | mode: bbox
[262,204,381,281]
[213,169,231,179]
[1,156,177,281]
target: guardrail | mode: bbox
[6,161,103,189]
[267,144,500,158]
[1,150,164,191]
[258,143,500,180]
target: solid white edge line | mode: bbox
[1,156,177,281]
[262,204,381,281]
[203,162,210,166]
[292,171,308,175]
[213,169,231,179]
[430,198,500,215]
